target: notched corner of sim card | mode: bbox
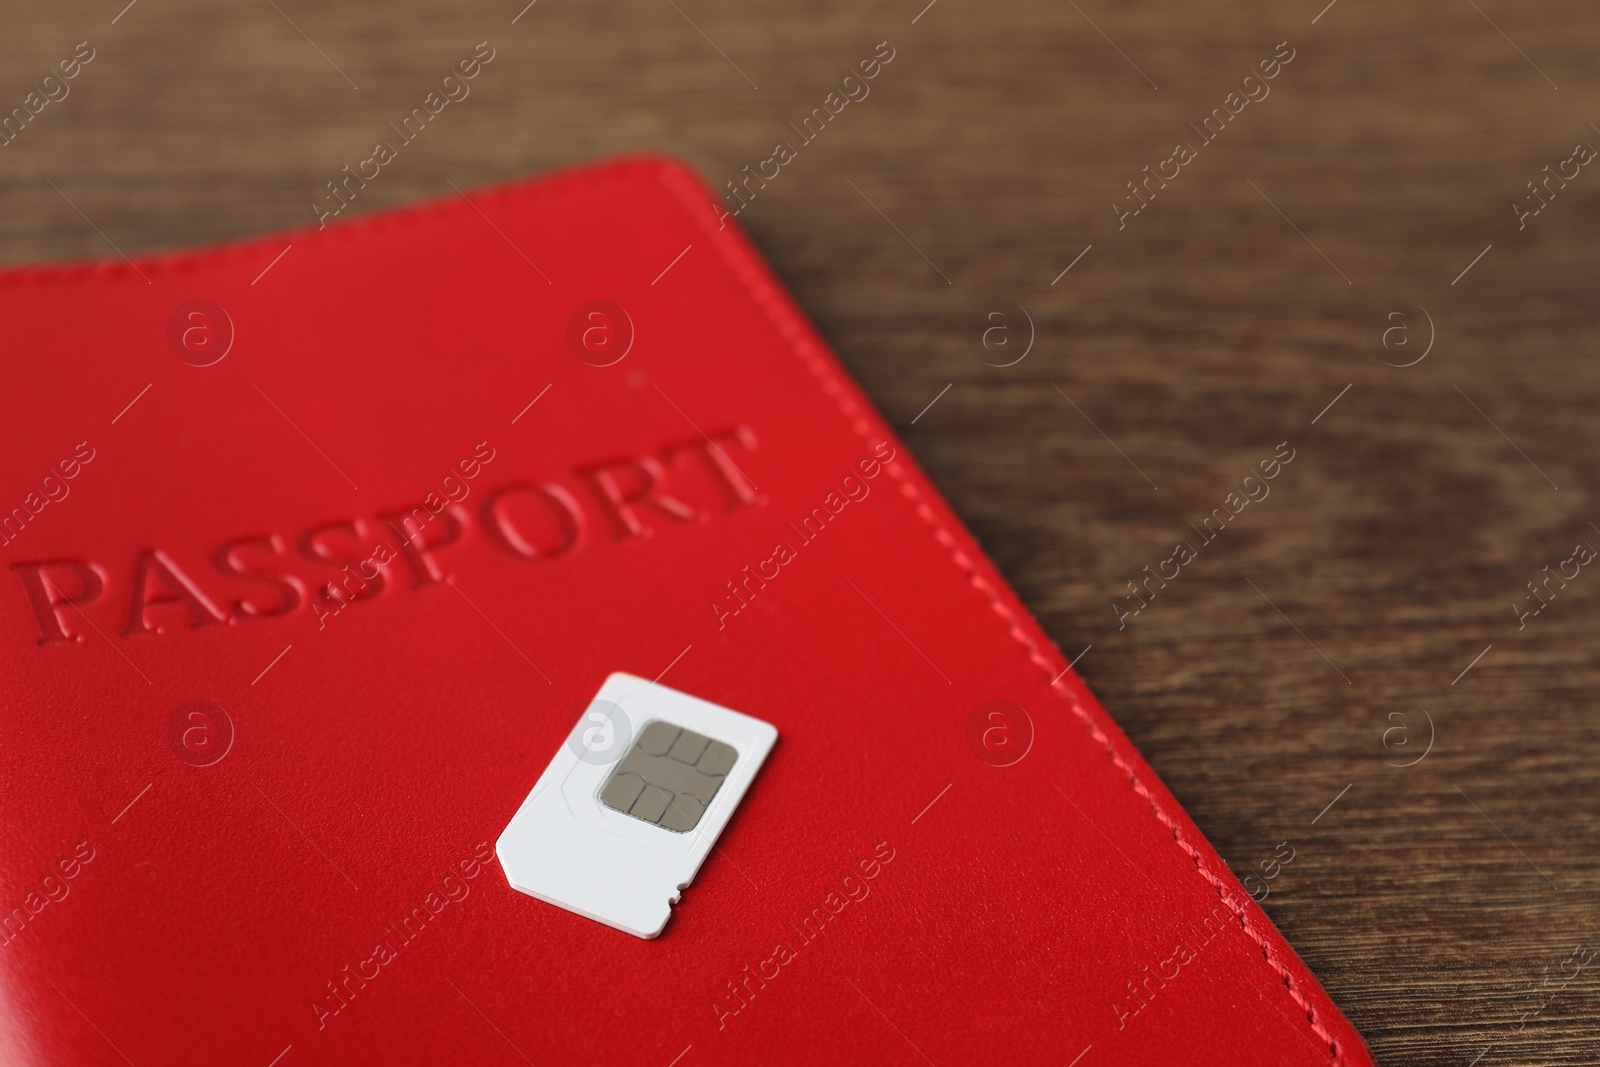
[495,673,778,939]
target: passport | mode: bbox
[0,156,1372,1066]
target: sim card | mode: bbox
[496,673,778,938]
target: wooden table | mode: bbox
[8,0,1597,1062]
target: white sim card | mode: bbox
[496,672,778,938]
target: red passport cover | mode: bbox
[0,156,1371,1066]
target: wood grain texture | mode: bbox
[4,0,1597,1062]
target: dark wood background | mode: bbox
[6,0,1598,1062]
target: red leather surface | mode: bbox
[0,156,1372,1066]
